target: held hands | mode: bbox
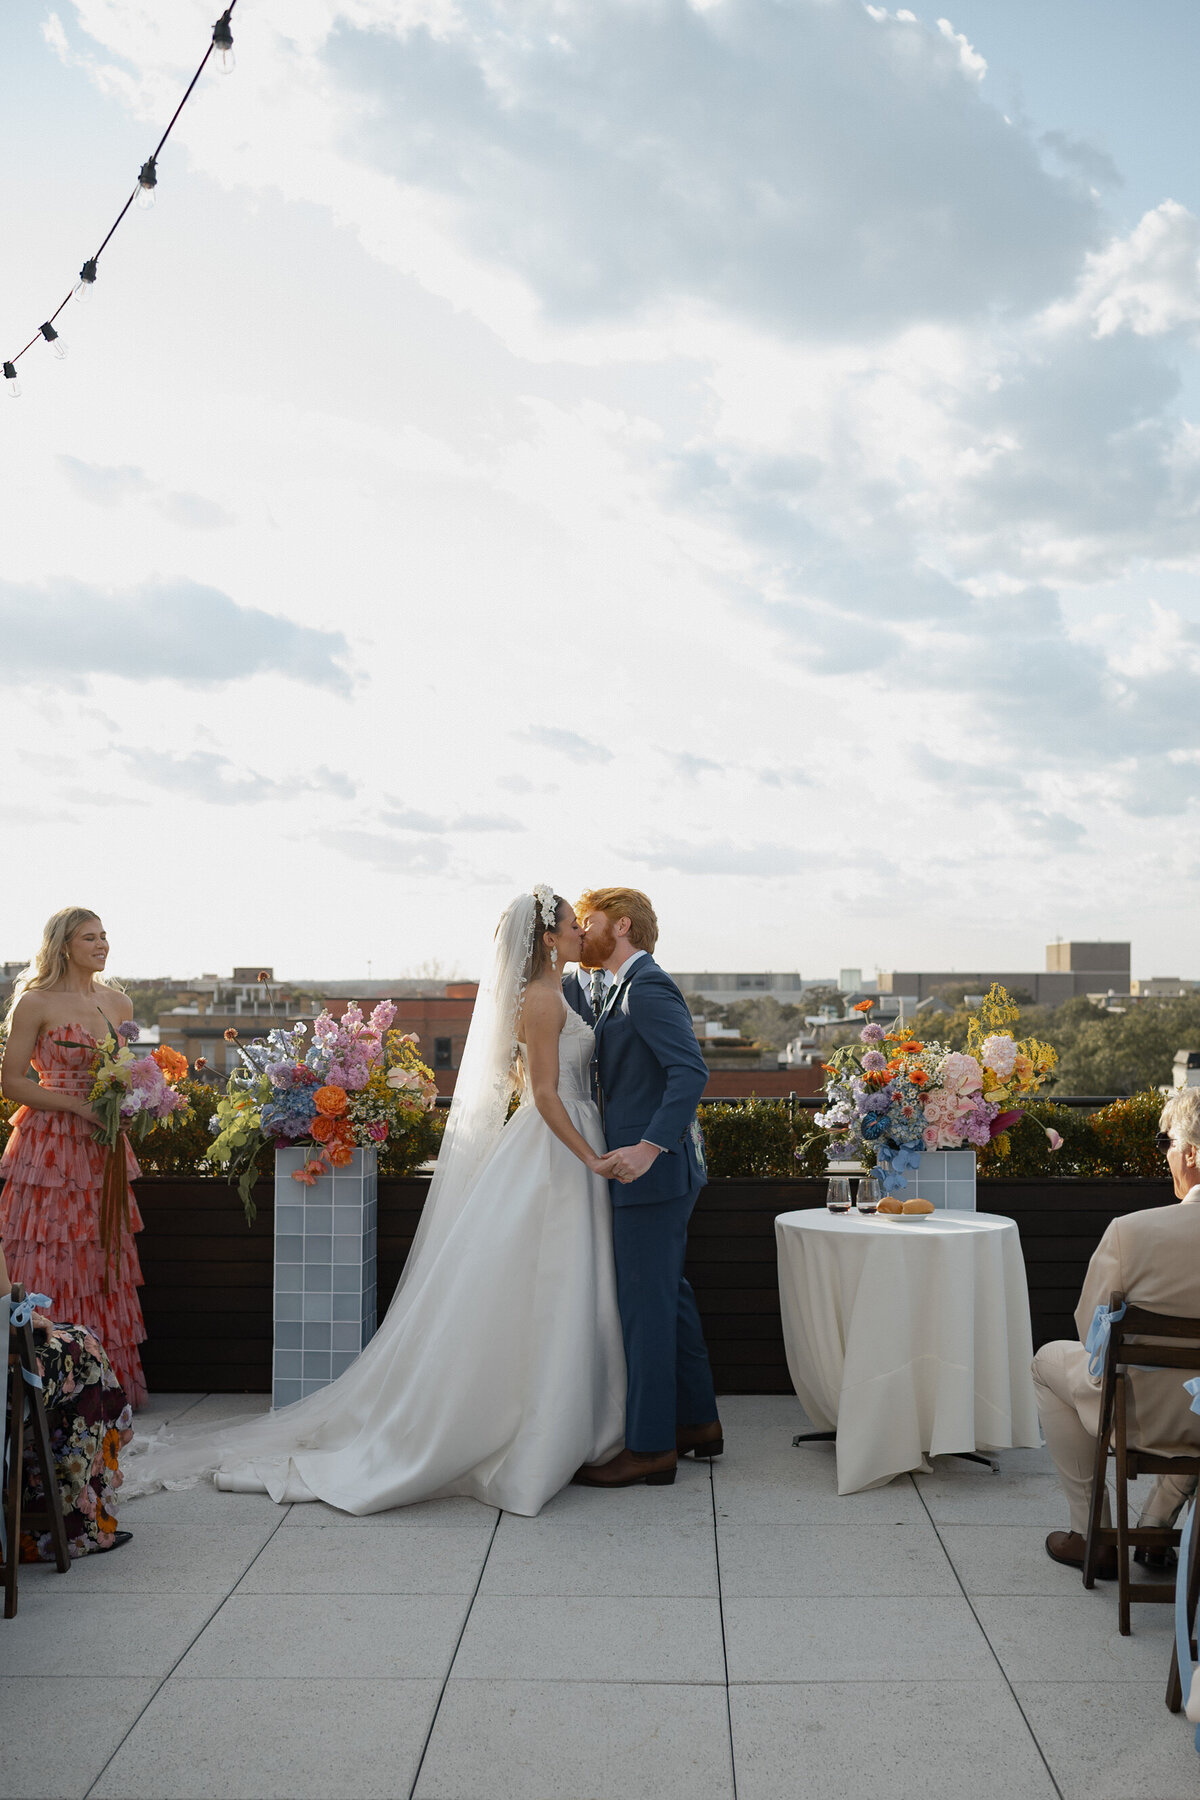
[595,1142,662,1184]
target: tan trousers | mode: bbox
[1033,1339,1195,1533]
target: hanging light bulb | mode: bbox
[74,258,98,305]
[40,321,68,360]
[212,10,235,73]
[3,361,20,398]
[137,156,158,209]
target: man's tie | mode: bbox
[588,969,607,1020]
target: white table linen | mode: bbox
[775,1209,1040,1494]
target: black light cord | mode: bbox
[4,4,239,390]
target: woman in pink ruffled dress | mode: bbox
[1,908,146,1407]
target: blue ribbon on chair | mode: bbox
[1085,1300,1127,1379]
[9,1293,52,1331]
[1175,1497,1200,1751]
[8,1293,51,1389]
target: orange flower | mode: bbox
[313,1085,348,1117]
[224,1028,239,1042]
[194,1056,208,1071]
[310,1115,337,1143]
[152,1044,188,1083]
[96,1507,117,1535]
[909,1068,930,1088]
[899,1040,923,1054]
[851,999,874,1013]
[102,1428,121,1471]
[328,1141,355,1167]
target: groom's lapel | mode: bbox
[594,954,656,1040]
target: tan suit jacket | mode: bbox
[1064,1187,1200,1453]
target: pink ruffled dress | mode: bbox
[0,1026,147,1407]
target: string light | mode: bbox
[4,3,239,397]
[213,10,236,74]
[73,258,98,305]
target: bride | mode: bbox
[126,888,626,1517]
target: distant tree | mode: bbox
[721,996,805,1050]
[800,984,844,1012]
[1051,997,1200,1096]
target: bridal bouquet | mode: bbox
[206,1000,439,1221]
[813,985,1058,1192]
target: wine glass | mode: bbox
[826,1177,852,1215]
[856,1171,882,1215]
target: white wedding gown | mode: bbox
[199,1005,625,1517]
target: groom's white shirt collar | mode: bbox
[609,948,647,988]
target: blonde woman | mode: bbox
[1,909,146,1407]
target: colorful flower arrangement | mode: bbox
[78,1022,190,1151]
[206,1001,439,1221]
[812,985,1059,1192]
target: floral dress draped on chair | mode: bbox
[0,1026,147,1406]
[19,1310,134,1560]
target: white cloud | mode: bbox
[0,579,353,690]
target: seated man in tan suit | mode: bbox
[1033,1086,1200,1576]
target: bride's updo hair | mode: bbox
[528,894,569,981]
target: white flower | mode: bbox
[981,1034,1017,1079]
[532,882,557,930]
[387,1068,421,1090]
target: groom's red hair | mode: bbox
[577,887,659,953]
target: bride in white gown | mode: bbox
[125,889,626,1518]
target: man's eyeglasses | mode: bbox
[1156,1130,1173,1154]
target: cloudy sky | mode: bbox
[6,0,1200,984]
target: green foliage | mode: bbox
[697,1098,798,1177]
[376,1104,446,1177]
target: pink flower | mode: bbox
[862,1051,886,1072]
[860,1023,885,1044]
[370,1001,397,1032]
[1045,1127,1063,1152]
[365,1120,388,1142]
[941,1052,983,1096]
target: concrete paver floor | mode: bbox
[1,1394,1194,1800]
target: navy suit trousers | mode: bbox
[611,1186,718,1452]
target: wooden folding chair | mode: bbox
[1083,1292,1200,1635]
[2,1285,71,1619]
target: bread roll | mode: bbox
[902,1197,935,1214]
[876,1196,904,1214]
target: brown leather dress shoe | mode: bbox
[676,1420,724,1458]
[573,1448,678,1488]
[1045,1529,1118,1580]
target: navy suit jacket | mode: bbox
[593,954,708,1208]
[562,969,595,1023]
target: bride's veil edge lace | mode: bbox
[120,893,539,1495]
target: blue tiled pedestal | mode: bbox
[271,1146,378,1409]
[892,1149,977,1210]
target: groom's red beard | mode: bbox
[579,916,616,970]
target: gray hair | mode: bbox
[1159,1087,1200,1152]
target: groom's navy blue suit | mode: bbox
[592,954,718,1453]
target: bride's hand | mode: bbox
[591,1151,625,1179]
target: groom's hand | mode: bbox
[608,1141,662,1183]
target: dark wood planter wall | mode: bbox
[133,1175,1176,1396]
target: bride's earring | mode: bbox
[550,947,558,969]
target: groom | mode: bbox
[572,887,722,1488]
